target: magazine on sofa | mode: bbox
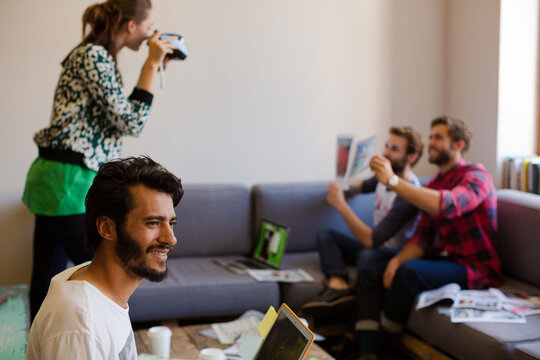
[416,283,540,323]
[246,269,314,283]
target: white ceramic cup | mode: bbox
[199,347,226,360]
[148,326,172,358]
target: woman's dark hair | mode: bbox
[62,0,152,65]
[431,116,473,153]
[85,156,183,250]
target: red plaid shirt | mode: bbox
[409,159,501,289]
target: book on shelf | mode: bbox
[502,156,540,194]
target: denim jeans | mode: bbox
[316,229,399,281]
[355,253,468,328]
[316,229,364,280]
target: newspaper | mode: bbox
[211,315,260,344]
[416,283,535,323]
[450,308,525,323]
[246,269,314,283]
[335,135,376,190]
[490,288,540,316]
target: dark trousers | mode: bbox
[317,229,398,281]
[30,214,94,320]
[355,253,468,329]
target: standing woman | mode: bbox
[22,0,178,320]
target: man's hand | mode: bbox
[326,183,346,210]
[383,256,401,289]
[370,155,395,185]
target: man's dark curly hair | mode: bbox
[85,156,183,250]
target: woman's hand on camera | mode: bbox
[146,31,178,68]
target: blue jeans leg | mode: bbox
[316,229,363,280]
[384,259,468,325]
[356,247,398,269]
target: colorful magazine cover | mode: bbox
[335,135,376,189]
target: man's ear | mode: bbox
[451,139,466,153]
[126,19,137,34]
[407,152,419,166]
[96,216,116,242]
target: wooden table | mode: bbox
[135,321,335,360]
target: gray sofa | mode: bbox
[128,183,540,360]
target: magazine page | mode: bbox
[211,315,260,344]
[453,290,500,311]
[335,135,376,190]
[450,308,525,323]
[416,283,461,310]
[336,135,354,190]
[246,269,314,283]
[489,288,540,316]
[347,135,377,179]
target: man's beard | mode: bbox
[115,225,171,282]
[428,147,451,165]
[386,155,407,174]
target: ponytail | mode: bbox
[62,0,152,66]
[81,2,122,57]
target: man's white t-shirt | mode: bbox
[26,262,137,360]
[373,172,421,249]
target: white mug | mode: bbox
[199,347,226,360]
[148,326,172,358]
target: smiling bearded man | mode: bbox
[27,156,183,360]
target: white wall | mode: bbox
[497,0,539,174]
[0,0,448,286]
[446,0,501,181]
[390,0,447,177]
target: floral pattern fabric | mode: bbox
[34,44,152,171]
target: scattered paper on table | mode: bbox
[211,316,260,344]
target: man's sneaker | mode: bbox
[299,287,356,317]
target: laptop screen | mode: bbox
[254,304,313,360]
[252,219,289,268]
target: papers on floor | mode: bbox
[416,283,540,323]
[246,269,314,283]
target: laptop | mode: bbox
[214,219,290,274]
[253,303,314,360]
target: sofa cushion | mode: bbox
[515,341,540,360]
[497,190,540,288]
[129,257,280,322]
[171,184,252,257]
[252,182,375,253]
[407,277,540,360]
[279,251,359,310]
[278,252,326,310]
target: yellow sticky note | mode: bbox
[257,306,277,339]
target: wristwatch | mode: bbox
[387,174,399,189]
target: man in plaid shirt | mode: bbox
[354,116,501,360]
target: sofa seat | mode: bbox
[515,341,540,360]
[407,277,540,360]
[129,256,280,322]
[278,252,326,309]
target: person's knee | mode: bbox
[391,261,422,294]
[356,249,379,268]
[316,229,335,248]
